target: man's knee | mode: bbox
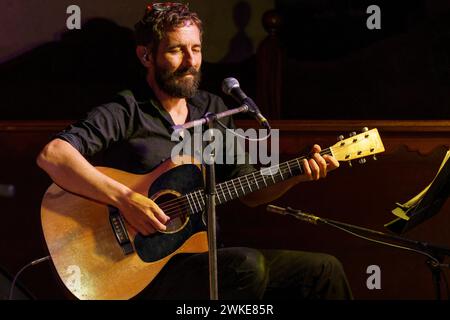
[313,253,352,299]
[221,248,269,299]
[317,253,346,277]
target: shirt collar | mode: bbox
[138,85,207,119]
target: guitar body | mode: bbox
[41,156,208,300]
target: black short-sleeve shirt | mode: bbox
[55,88,255,182]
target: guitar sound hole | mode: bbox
[154,193,188,233]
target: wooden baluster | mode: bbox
[256,10,284,120]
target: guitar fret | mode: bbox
[238,177,245,194]
[296,158,303,174]
[197,190,205,207]
[225,181,233,199]
[270,168,276,184]
[278,166,284,180]
[218,184,225,202]
[193,191,200,210]
[185,195,194,213]
[189,193,198,213]
[287,161,293,176]
[232,180,239,197]
[216,185,223,203]
[262,174,268,187]
[245,175,252,192]
[252,172,260,189]
[194,192,201,211]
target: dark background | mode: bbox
[0,0,450,119]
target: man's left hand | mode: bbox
[296,144,339,182]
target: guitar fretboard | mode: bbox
[159,148,333,216]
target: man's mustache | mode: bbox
[173,67,199,77]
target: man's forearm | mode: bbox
[37,139,131,207]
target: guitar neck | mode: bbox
[184,148,333,212]
[170,128,384,214]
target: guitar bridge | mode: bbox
[108,206,134,255]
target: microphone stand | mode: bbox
[267,205,450,300]
[173,105,249,300]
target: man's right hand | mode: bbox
[118,192,170,236]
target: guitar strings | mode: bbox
[159,148,334,217]
[158,147,333,211]
[158,148,334,215]
[158,148,334,218]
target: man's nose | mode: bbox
[183,49,197,68]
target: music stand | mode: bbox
[385,150,450,299]
[385,150,450,234]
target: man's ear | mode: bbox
[136,46,153,67]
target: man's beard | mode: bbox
[155,65,201,98]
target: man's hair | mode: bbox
[134,3,203,52]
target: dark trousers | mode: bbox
[140,247,353,300]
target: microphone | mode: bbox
[222,77,271,129]
[266,205,320,225]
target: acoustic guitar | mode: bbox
[41,128,385,299]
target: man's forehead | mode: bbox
[161,24,202,44]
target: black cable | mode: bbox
[323,220,441,265]
[8,256,51,300]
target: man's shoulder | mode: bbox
[91,89,140,115]
[116,89,139,106]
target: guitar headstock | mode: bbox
[331,128,385,165]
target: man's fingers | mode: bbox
[302,159,313,180]
[153,205,170,223]
[143,198,170,223]
[312,144,322,153]
[313,153,328,178]
[145,209,168,231]
[123,193,171,234]
[299,146,340,183]
[323,155,340,171]
[308,158,320,180]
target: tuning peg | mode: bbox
[338,135,345,146]
[349,132,357,137]
[348,160,353,168]
[362,127,369,133]
[358,158,367,164]
[373,155,378,161]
